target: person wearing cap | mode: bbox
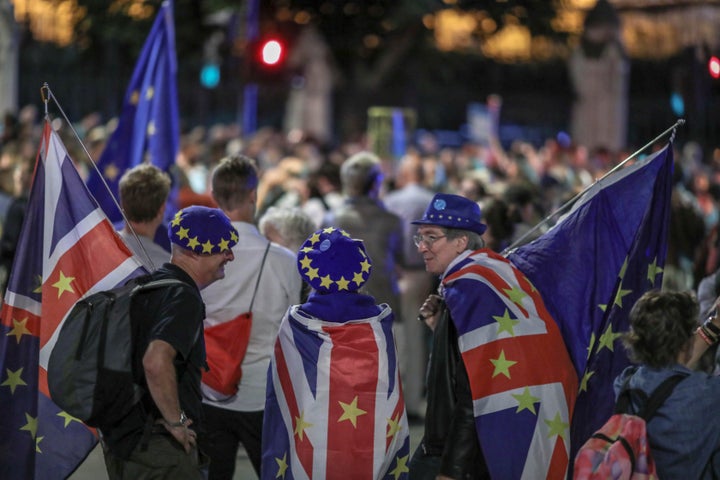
[101,206,238,480]
[408,193,577,479]
[262,227,410,479]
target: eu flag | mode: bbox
[86,0,179,224]
[508,145,674,466]
[0,121,146,479]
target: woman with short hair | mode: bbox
[616,290,720,478]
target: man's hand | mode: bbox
[164,417,197,454]
[418,294,443,331]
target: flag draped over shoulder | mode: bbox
[0,121,146,479]
[86,0,179,224]
[263,304,410,480]
[442,250,579,479]
[508,145,673,464]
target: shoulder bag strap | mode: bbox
[248,242,271,313]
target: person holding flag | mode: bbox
[408,193,578,479]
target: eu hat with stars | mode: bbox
[297,227,372,294]
[412,193,487,235]
[168,206,238,254]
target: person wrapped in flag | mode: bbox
[262,227,410,479]
[408,193,578,480]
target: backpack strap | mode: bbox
[132,278,186,294]
[638,373,688,421]
[616,371,688,419]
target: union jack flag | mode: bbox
[0,120,146,479]
[263,304,410,480]
[442,250,578,479]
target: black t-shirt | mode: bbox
[101,264,206,458]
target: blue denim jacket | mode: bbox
[614,365,720,478]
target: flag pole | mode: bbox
[41,83,157,270]
[502,118,685,255]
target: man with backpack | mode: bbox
[101,206,238,480]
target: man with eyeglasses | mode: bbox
[408,193,577,479]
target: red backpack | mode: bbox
[573,373,687,480]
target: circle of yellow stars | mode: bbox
[297,227,370,292]
[170,210,238,254]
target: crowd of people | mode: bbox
[3,103,720,478]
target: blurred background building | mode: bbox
[4,0,720,152]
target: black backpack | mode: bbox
[48,276,184,429]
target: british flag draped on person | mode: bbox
[408,193,578,480]
[407,143,673,479]
[262,227,410,480]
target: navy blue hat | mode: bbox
[297,227,372,294]
[168,206,238,254]
[412,193,487,235]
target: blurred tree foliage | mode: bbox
[67,0,568,134]
[71,0,566,85]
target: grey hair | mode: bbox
[446,228,485,250]
[258,207,317,251]
[340,151,383,197]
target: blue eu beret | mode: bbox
[412,193,487,235]
[168,206,238,254]
[297,227,372,294]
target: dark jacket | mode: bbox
[423,303,490,479]
[324,197,403,317]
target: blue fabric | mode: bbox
[299,291,382,323]
[615,365,720,479]
[412,193,487,235]
[168,206,237,254]
[296,228,372,294]
[86,0,179,225]
[508,145,674,462]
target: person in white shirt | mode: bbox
[199,154,301,479]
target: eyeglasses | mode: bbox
[413,234,447,248]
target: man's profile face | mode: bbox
[198,249,235,289]
[415,226,461,275]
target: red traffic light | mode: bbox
[260,38,284,66]
[709,56,720,79]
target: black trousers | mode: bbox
[200,403,263,480]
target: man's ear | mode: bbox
[457,234,469,253]
[156,202,167,221]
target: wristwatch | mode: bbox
[167,411,188,428]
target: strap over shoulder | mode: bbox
[615,370,689,420]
